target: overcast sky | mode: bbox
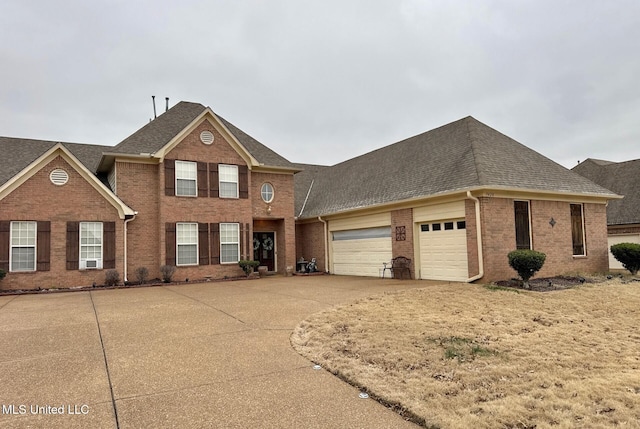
[1,1,639,168]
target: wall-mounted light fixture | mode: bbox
[267,205,272,215]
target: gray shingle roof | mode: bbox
[113,101,295,168]
[0,137,110,187]
[573,158,640,225]
[295,116,617,219]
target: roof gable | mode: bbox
[112,101,296,171]
[0,143,135,219]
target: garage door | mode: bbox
[419,219,468,281]
[331,227,392,276]
[608,234,640,270]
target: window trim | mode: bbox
[261,183,275,203]
[9,221,37,272]
[218,164,239,199]
[176,222,199,266]
[175,160,197,197]
[220,222,240,264]
[79,222,103,270]
[570,203,587,257]
[514,200,532,250]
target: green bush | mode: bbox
[508,250,546,288]
[239,260,260,276]
[0,269,5,281]
[135,266,149,284]
[610,242,640,275]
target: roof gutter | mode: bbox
[466,191,484,283]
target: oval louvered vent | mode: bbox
[49,169,69,186]
[200,131,214,145]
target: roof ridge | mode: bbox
[464,117,482,186]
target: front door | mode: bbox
[254,232,275,271]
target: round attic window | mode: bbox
[200,130,214,145]
[49,169,69,186]
[261,183,274,203]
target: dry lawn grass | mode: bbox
[291,279,640,429]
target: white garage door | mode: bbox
[331,227,392,276]
[608,234,640,270]
[419,219,468,281]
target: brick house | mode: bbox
[294,117,619,283]
[0,106,618,290]
[0,102,299,290]
[573,158,640,270]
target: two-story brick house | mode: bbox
[0,102,299,290]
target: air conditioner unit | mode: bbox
[85,259,98,269]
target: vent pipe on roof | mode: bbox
[152,96,157,119]
[165,97,169,112]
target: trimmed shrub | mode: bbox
[104,269,121,286]
[0,269,5,281]
[610,242,640,275]
[160,265,176,283]
[135,266,149,285]
[508,250,546,288]
[239,260,260,276]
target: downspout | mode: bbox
[123,213,137,282]
[318,216,329,274]
[466,191,484,282]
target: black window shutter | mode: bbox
[165,223,176,266]
[197,162,208,197]
[210,223,220,264]
[239,165,249,199]
[0,221,9,271]
[36,221,51,271]
[209,163,219,198]
[198,223,210,265]
[103,222,116,269]
[66,222,80,270]
[165,159,176,196]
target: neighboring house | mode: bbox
[0,102,299,290]
[573,158,640,270]
[294,116,619,282]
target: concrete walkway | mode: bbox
[0,275,431,428]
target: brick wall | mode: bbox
[608,225,640,235]
[391,208,415,278]
[114,161,160,280]
[480,197,609,282]
[295,221,326,272]
[0,156,123,290]
[465,199,480,277]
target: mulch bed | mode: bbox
[493,275,603,292]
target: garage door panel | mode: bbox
[331,236,391,277]
[419,224,468,282]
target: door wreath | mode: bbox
[253,238,261,250]
[263,237,274,251]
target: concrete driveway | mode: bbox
[0,275,430,428]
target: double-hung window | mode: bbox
[10,221,36,272]
[570,204,586,256]
[219,165,239,198]
[220,223,240,263]
[80,222,103,269]
[175,161,197,197]
[176,223,198,265]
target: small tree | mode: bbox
[160,265,176,283]
[105,269,121,286]
[238,260,260,277]
[508,250,546,289]
[135,267,149,285]
[610,242,640,275]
